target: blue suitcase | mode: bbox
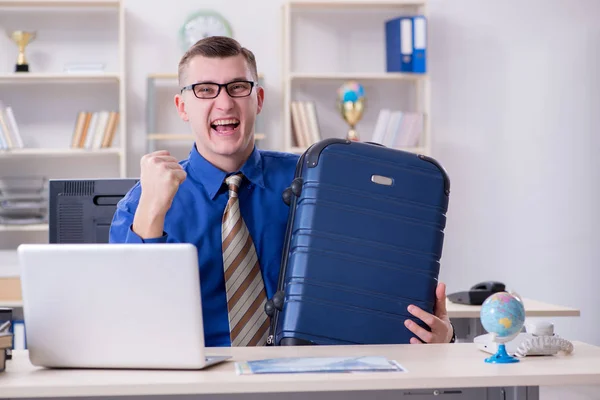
[265,138,451,346]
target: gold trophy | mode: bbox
[9,31,37,72]
[337,81,365,141]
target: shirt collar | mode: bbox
[188,144,265,200]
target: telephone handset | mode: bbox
[447,281,506,305]
[513,320,573,357]
[475,320,574,357]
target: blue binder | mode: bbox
[385,16,427,74]
[385,16,413,72]
[412,16,427,73]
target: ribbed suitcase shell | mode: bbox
[267,139,450,346]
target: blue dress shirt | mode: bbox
[109,145,300,347]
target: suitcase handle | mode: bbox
[266,152,307,345]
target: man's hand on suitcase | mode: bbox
[404,282,454,344]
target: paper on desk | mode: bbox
[235,356,406,375]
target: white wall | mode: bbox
[427,0,600,347]
[122,0,600,347]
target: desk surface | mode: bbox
[0,297,584,318]
[1,342,599,398]
[446,297,581,318]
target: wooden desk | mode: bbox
[447,298,581,342]
[1,343,599,400]
[446,298,581,319]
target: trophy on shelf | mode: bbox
[336,80,365,141]
[8,30,37,72]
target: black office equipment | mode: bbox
[48,178,138,244]
[447,281,506,305]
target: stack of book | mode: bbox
[0,320,12,372]
[290,101,321,149]
[0,103,24,150]
[70,110,119,149]
[0,177,48,226]
[371,109,423,148]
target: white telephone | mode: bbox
[474,320,574,357]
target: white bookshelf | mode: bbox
[0,72,120,83]
[286,0,426,7]
[0,1,120,6]
[290,72,426,81]
[0,0,126,250]
[0,0,126,174]
[0,147,121,157]
[282,0,430,154]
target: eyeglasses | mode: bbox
[181,80,256,99]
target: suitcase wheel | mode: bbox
[264,299,275,317]
[273,290,285,311]
[291,178,303,197]
[264,291,285,317]
[282,178,303,206]
[282,187,293,206]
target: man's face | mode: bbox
[175,54,264,168]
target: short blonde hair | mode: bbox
[178,36,258,85]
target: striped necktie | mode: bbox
[221,173,269,346]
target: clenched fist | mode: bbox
[133,150,186,239]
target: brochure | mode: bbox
[235,356,406,375]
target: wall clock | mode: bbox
[179,10,234,52]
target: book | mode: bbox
[0,333,12,350]
[0,347,6,373]
[235,356,406,375]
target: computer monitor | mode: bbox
[48,178,138,244]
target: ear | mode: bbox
[256,85,265,115]
[174,93,189,122]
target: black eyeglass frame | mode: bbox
[180,80,257,99]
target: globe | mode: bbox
[337,81,365,103]
[480,291,526,363]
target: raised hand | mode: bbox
[133,150,186,239]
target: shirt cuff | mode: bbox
[125,224,168,243]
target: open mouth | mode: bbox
[210,118,240,135]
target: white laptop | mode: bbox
[17,242,231,370]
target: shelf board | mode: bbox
[147,133,266,141]
[148,73,178,80]
[148,72,265,80]
[289,145,428,154]
[0,0,120,7]
[0,73,120,84]
[0,223,48,232]
[289,72,427,81]
[289,0,426,8]
[0,148,121,157]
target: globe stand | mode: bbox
[485,343,519,364]
[479,291,526,365]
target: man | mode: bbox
[109,36,454,347]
